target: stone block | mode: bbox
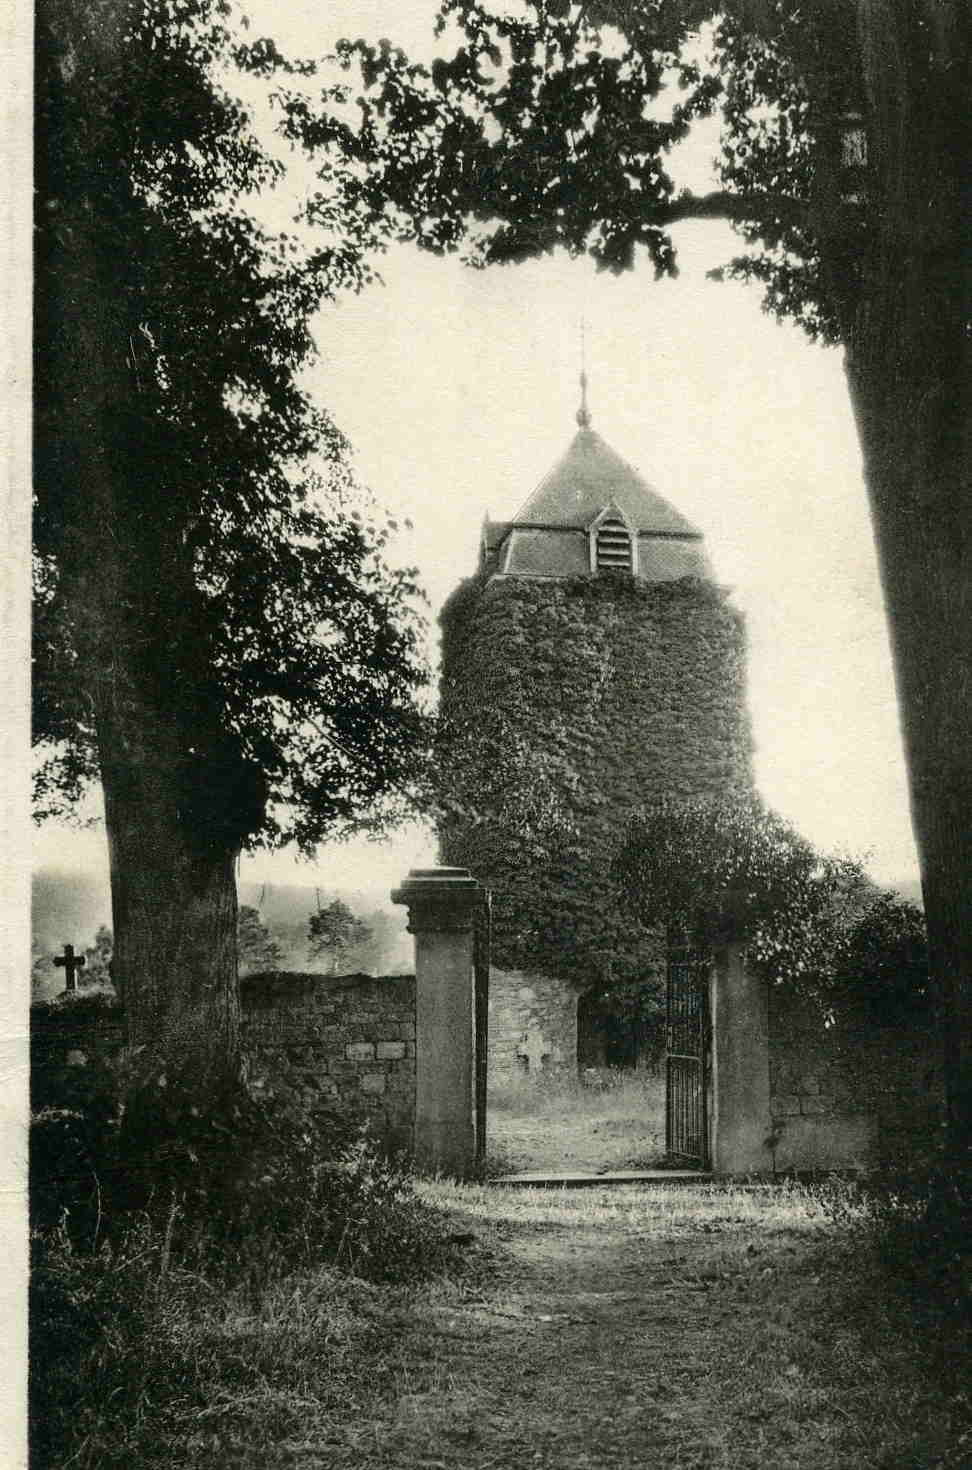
[376,1041,407,1061]
[346,1042,375,1061]
[772,1113,876,1171]
[361,1072,387,1096]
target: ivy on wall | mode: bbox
[437,571,754,990]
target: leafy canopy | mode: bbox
[237,906,283,973]
[34,0,431,852]
[290,1,863,346]
[308,899,373,971]
[615,795,928,1020]
[82,927,115,990]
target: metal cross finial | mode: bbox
[577,316,591,428]
[54,943,86,992]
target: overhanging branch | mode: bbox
[654,190,810,230]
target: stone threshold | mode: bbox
[492,1168,712,1188]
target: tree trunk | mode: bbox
[847,357,972,1162]
[840,1,972,1162]
[38,0,248,1082]
[100,719,241,1065]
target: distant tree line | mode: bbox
[31,900,406,999]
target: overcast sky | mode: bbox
[33,1,919,899]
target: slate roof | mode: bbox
[512,426,702,538]
[482,520,512,552]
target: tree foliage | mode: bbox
[311,0,848,319]
[616,793,832,938]
[34,0,430,856]
[31,939,55,1001]
[315,1,919,355]
[82,926,115,989]
[830,890,930,1025]
[308,898,373,974]
[237,906,283,974]
[615,794,928,1021]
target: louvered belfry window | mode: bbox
[595,514,633,572]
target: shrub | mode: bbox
[615,794,929,1021]
[821,1163,972,1342]
[828,891,929,1024]
[30,1053,466,1466]
[29,1213,170,1469]
[323,1132,460,1282]
[31,1029,458,1287]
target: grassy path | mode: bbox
[487,1073,666,1173]
[321,1181,956,1470]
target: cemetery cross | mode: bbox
[54,944,86,993]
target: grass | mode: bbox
[30,1216,490,1470]
[410,1176,972,1468]
[33,1175,972,1469]
[487,1067,667,1172]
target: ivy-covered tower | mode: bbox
[438,380,754,1074]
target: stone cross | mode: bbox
[54,944,86,992]
[517,1029,551,1075]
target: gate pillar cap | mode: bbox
[391,867,483,930]
[392,866,481,898]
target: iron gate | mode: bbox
[666,946,710,1167]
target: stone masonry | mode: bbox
[31,972,418,1157]
[241,972,416,1154]
[488,967,579,1078]
[767,985,941,1170]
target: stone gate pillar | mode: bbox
[709,941,772,1174]
[392,867,482,1177]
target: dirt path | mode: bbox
[389,1223,740,1468]
[325,1183,940,1470]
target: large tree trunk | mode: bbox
[840,2,972,1161]
[38,0,250,1082]
[100,713,241,1064]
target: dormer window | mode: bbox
[593,512,633,574]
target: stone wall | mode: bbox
[31,973,418,1155]
[241,972,416,1153]
[767,986,942,1170]
[488,967,578,1078]
[30,995,126,1110]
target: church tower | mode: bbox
[479,370,714,585]
[438,382,754,1076]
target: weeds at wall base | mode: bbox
[29,1042,475,1469]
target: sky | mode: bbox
[31,0,920,901]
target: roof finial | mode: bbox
[577,316,591,429]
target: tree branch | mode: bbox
[655,189,810,230]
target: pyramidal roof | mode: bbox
[512,425,702,538]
